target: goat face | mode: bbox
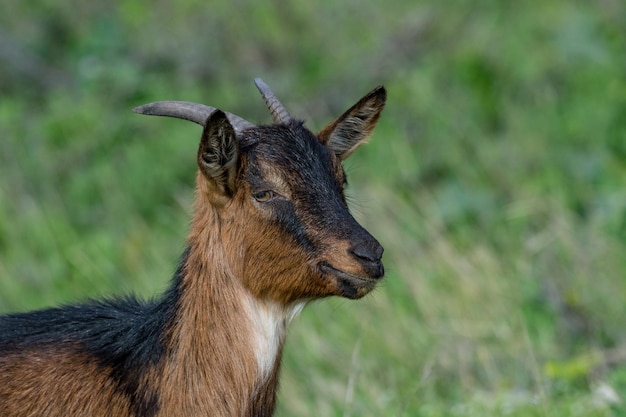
[137,82,386,304]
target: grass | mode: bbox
[1,1,625,415]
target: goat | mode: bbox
[0,78,386,417]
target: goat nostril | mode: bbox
[374,244,384,260]
[351,242,384,263]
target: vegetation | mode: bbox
[1,1,624,415]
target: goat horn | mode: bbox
[254,78,291,124]
[132,101,254,134]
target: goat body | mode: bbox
[0,79,386,417]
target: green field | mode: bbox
[1,1,625,415]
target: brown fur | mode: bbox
[0,346,133,416]
[157,178,260,416]
[155,172,302,416]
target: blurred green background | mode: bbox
[1,1,625,416]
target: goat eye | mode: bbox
[253,190,274,203]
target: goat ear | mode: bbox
[317,86,386,160]
[198,110,239,195]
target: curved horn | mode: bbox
[132,101,254,134]
[254,78,291,124]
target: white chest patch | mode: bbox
[243,296,306,383]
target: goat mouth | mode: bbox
[318,262,377,298]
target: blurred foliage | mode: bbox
[1,0,625,416]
